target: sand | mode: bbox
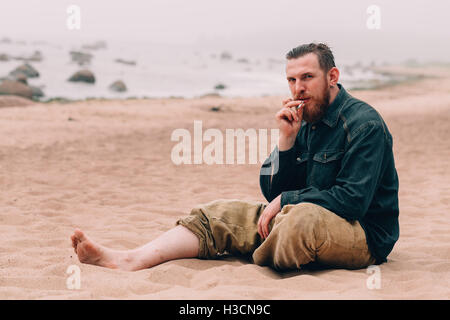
[0,65,449,300]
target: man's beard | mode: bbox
[302,83,331,124]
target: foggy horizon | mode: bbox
[1,0,449,64]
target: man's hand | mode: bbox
[276,98,304,151]
[257,194,282,239]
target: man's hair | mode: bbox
[285,43,336,73]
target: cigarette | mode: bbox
[296,101,304,110]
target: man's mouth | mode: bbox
[299,98,311,104]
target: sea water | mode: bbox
[0,37,399,101]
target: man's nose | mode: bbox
[294,80,306,96]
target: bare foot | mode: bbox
[71,229,129,270]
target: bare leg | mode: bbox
[70,225,199,271]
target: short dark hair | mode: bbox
[286,43,336,73]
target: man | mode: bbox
[71,43,399,271]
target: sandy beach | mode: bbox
[0,65,449,300]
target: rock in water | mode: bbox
[109,80,127,92]
[82,41,107,51]
[28,50,43,62]
[220,51,233,60]
[114,58,136,66]
[214,83,226,90]
[68,69,96,83]
[0,53,9,61]
[12,50,43,62]
[9,63,40,78]
[0,79,33,99]
[69,51,93,65]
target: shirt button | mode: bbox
[312,125,316,130]
[296,157,301,162]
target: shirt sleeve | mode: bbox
[280,121,387,221]
[259,145,300,202]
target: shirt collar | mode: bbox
[321,83,348,128]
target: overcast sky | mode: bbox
[1,0,449,62]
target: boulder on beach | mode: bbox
[9,63,40,78]
[68,69,96,83]
[109,80,127,92]
[0,79,34,99]
[70,51,93,65]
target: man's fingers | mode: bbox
[258,214,268,239]
[278,108,297,122]
[263,220,269,239]
[257,216,263,239]
[282,98,293,106]
[284,100,304,109]
[277,108,292,122]
[289,107,299,122]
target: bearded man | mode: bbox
[71,43,399,271]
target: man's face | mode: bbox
[286,53,331,123]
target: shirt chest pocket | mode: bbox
[311,150,344,190]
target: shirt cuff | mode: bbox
[277,144,296,164]
[281,190,301,209]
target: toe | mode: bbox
[74,228,86,242]
[71,235,78,250]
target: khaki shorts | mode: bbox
[177,199,376,270]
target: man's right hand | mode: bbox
[276,98,304,151]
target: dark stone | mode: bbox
[82,41,107,51]
[220,51,233,60]
[0,79,33,99]
[114,58,136,66]
[0,53,9,61]
[9,63,40,78]
[109,80,127,92]
[214,83,226,90]
[69,51,93,65]
[68,69,96,83]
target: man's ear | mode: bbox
[328,67,339,87]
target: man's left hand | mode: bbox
[257,194,282,239]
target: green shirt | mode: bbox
[260,83,399,263]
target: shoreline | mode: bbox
[2,61,444,105]
[37,66,436,103]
